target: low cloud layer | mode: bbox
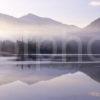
[89,0,100,6]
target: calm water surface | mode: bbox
[0,57,100,100]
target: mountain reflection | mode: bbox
[0,62,100,85]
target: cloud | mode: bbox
[89,1,100,6]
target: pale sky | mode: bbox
[0,0,100,27]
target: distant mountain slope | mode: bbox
[0,13,80,27]
[0,13,81,40]
[19,13,63,25]
[84,18,100,32]
[1,13,100,40]
[78,17,100,40]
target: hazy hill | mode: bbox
[82,18,100,37]
[85,18,100,32]
[0,13,80,40]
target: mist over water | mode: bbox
[0,13,100,100]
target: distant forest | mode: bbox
[0,39,100,61]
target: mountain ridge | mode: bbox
[0,13,100,40]
[0,13,80,27]
[84,18,100,32]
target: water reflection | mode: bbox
[0,57,100,100]
[16,63,100,84]
[0,62,100,85]
[0,68,100,100]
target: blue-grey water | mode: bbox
[0,57,100,100]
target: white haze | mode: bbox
[0,13,100,41]
[0,13,81,41]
